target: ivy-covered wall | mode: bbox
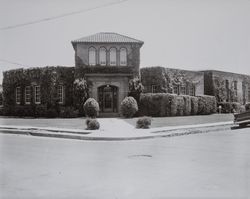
[73,43,142,77]
[2,66,75,109]
[141,66,204,95]
[203,70,250,104]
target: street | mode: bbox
[0,128,250,198]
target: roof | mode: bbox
[201,70,250,78]
[71,32,144,44]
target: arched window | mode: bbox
[120,48,127,66]
[88,47,96,66]
[109,48,117,66]
[99,47,106,66]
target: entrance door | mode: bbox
[103,88,113,112]
[98,85,118,113]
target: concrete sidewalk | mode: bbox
[0,118,234,141]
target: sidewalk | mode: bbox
[0,115,234,141]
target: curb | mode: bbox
[0,122,233,141]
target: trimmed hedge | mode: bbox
[197,95,217,115]
[83,98,99,118]
[136,116,152,129]
[120,96,138,118]
[139,93,216,117]
[86,118,100,130]
[245,103,250,111]
[0,105,79,118]
[218,102,246,113]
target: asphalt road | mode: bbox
[0,128,250,199]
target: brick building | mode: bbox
[1,32,250,117]
[203,70,250,104]
[2,32,144,116]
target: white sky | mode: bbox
[0,0,250,82]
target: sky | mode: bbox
[0,0,250,82]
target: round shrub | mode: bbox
[136,116,152,129]
[245,103,250,111]
[86,118,100,130]
[120,96,138,118]
[83,98,100,118]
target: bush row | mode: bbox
[217,102,246,113]
[139,93,217,117]
[0,105,79,118]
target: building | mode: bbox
[1,32,250,117]
[72,32,143,114]
[203,70,250,104]
[2,32,144,116]
[141,66,204,96]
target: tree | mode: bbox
[74,78,89,112]
[128,76,144,103]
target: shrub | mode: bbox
[183,95,192,116]
[128,76,144,103]
[197,95,217,115]
[83,98,99,118]
[45,108,58,118]
[139,93,178,117]
[136,116,152,129]
[245,103,250,111]
[86,118,100,130]
[176,96,184,116]
[190,96,198,115]
[218,102,244,113]
[59,106,79,118]
[120,96,138,118]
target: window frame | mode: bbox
[180,86,186,95]
[109,47,117,66]
[173,85,178,94]
[34,85,41,104]
[25,86,31,105]
[88,47,96,66]
[151,85,158,93]
[189,85,195,96]
[57,85,64,104]
[16,86,21,105]
[119,47,127,66]
[99,47,107,66]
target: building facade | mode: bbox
[2,33,144,116]
[1,32,250,117]
[141,66,204,96]
[72,32,144,114]
[203,70,250,104]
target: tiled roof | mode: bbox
[71,32,144,44]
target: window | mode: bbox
[120,48,127,66]
[99,47,106,66]
[25,86,31,104]
[0,93,3,106]
[233,81,238,90]
[248,84,250,102]
[16,87,21,104]
[180,86,186,95]
[173,85,178,94]
[190,86,195,96]
[233,81,238,97]
[88,47,96,66]
[57,85,64,104]
[151,85,158,93]
[225,80,230,102]
[110,48,117,66]
[34,86,41,104]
